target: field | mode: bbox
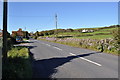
[44,27,116,40]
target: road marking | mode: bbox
[69,53,102,66]
[45,44,51,46]
[53,47,62,51]
[70,53,76,56]
[80,57,102,66]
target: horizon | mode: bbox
[6,24,118,34]
[0,2,118,33]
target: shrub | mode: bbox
[66,28,74,32]
[112,26,120,44]
[112,26,120,55]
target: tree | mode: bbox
[112,26,120,55]
[39,32,44,36]
[112,26,120,44]
[35,31,39,37]
[66,28,74,32]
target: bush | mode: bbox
[66,28,74,32]
[112,26,120,55]
[7,37,17,50]
[33,36,37,39]
[112,27,120,44]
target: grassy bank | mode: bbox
[3,47,32,79]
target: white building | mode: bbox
[82,29,94,33]
[82,29,88,33]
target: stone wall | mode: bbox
[38,37,119,55]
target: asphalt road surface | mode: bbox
[0,49,1,79]
[29,39,118,78]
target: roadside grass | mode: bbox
[3,47,32,79]
[23,38,29,41]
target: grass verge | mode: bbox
[3,47,32,79]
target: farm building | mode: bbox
[12,28,28,38]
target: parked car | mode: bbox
[16,36,23,42]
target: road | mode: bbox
[29,39,118,78]
[0,49,1,79]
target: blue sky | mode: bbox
[0,2,118,33]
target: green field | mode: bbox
[43,27,116,40]
[73,35,113,39]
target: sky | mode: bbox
[0,2,118,33]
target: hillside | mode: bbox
[38,25,119,40]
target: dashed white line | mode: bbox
[40,42,102,66]
[80,57,102,66]
[70,53,76,56]
[45,44,51,46]
[69,53,102,66]
[53,47,62,51]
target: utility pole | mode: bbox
[2,0,8,62]
[55,14,58,37]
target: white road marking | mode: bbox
[69,53,102,66]
[80,57,102,66]
[70,53,76,56]
[53,47,62,51]
[45,44,51,46]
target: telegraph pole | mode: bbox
[2,0,8,62]
[55,14,58,37]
